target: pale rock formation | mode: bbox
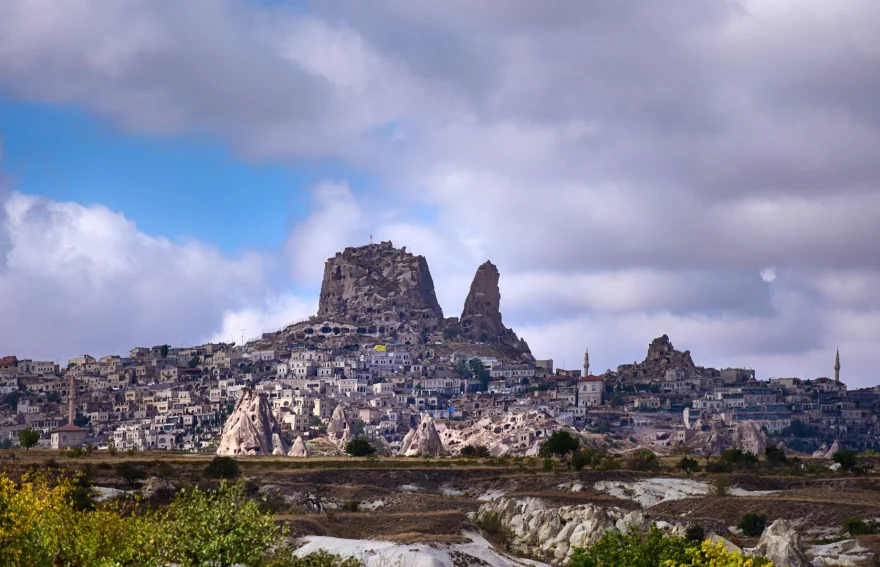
[476,497,672,564]
[217,389,287,456]
[139,477,174,499]
[289,435,309,457]
[327,405,354,449]
[593,478,777,508]
[437,410,569,456]
[730,420,768,456]
[746,519,809,567]
[807,539,877,566]
[399,414,444,456]
[689,418,768,456]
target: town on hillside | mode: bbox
[0,243,869,457]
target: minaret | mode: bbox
[68,374,76,425]
[834,348,840,383]
[583,347,590,377]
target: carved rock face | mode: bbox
[317,242,444,335]
[289,435,309,457]
[217,389,287,456]
[399,414,444,456]
[327,404,354,449]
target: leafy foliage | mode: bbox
[843,517,880,536]
[116,461,148,486]
[0,471,360,567]
[627,449,660,471]
[538,430,580,458]
[720,448,759,470]
[737,513,768,537]
[763,446,788,465]
[708,475,731,497]
[442,328,458,340]
[344,437,377,457]
[684,525,705,542]
[832,449,858,471]
[460,444,490,458]
[571,446,608,471]
[18,427,40,451]
[474,511,515,550]
[205,456,240,479]
[677,457,700,474]
[665,540,773,566]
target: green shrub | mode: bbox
[738,513,768,537]
[833,450,858,471]
[843,517,879,536]
[677,457,700,474]
[705,460,733,474]
[764,445,788,465]
[543,458,553,471]
[344,438,377,457]
[720,448,758,470]
[708,475,730,497]
[685,524,705,542]
[474,512,515,550]
[204,456,239,479]
[627,449,660,471]
[460,444,490,458]
[343,501,360,512]
[538,430,580,458]
[115,462,147,486]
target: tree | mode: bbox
[460,444,490,458]
[764,445,788,465]
[455,359,472,379]
[160,344,170,358]
[18,427,40,451]
[188,356,201,368]
[468,358,491,388]
[684,524,705,543]
[737,513,768,537]
[443,328,458,340]
[107,437,118,456]
[627,449,660,471]
[678,457,700,474]
[344,437,377,457]
[538,430,580,458]
[115,462,147,486]
[205,456,239,479]
[833,449,858,471]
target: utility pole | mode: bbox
[240,329,246,347]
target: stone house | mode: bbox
[51,423,88,449]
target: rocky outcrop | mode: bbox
[746,519,809,567]
[688,418,767,456]
[217,389,287,456]
[459,261,533,360]
[437,410,565,456]
[610,335,701,383]
[316,242,443,335]
[476,497,664,563]
[289,435,309,457]
[327,405,354,449]
[399,414,444,456]
[807,539,877,566]
[814,440,841,459]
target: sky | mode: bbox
[0,0,879,386]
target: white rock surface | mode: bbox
[288,435,309,457]
[399,414,444,456]
[92,486,132,502]
[437,410,568,456]
[745,519,809,567]
[594,478,777,508]
[808,539,876,567]
[293,533,550,567]
[217,389,287,456]
[476,496,661,563]
[327,404,354,450]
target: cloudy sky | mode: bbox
[1,0,878,385]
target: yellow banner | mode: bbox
[374,345,387,352]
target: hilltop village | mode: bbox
[0,242,871,457]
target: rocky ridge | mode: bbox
[609,334,703,382]
[399,414,444,456]
[217,389,287,456]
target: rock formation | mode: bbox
[316,241,443,335]
[476,496,676,563]
[746,519,809,567]
[326,405,354,449]
[288,435,309,457]
[399,414,444,456]
[217,389,288,456]
[609,334,701,383]
[459,261,533,360]
[437,410,567,456]
[688,418,767,456]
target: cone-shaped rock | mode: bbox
[289,435,309,457]
[399,414,444,456]
[327,404,354,449]
[460,261,532,359]
[217,389,287,456]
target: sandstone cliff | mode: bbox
[316,242,443,336]
[399,414,444,456]
[459,261,533,360]
[217,389,287,456]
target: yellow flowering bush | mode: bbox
[663,540,774,567]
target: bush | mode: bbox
[266,550,364,567]
[115,462,147,486]
[685,524,705,542]
[627,449,660,471]
[460,444,490,458]
[343,501,360,512]
[63,447,85,458]
[204,456,239,479]
[344,438,377,457]
[720,448,758,470]
[833,449,858,471]
[678,457,700,474]
[543,458,553,471]
[107,438,118,456]
[474,512,515,550]
[738,513,768,537]
[705,460,733,474]
[18,427,40,451]
[538,430,580,458]
[569,524,695,567]
[843,517,880,536]
[764,445,788,465]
